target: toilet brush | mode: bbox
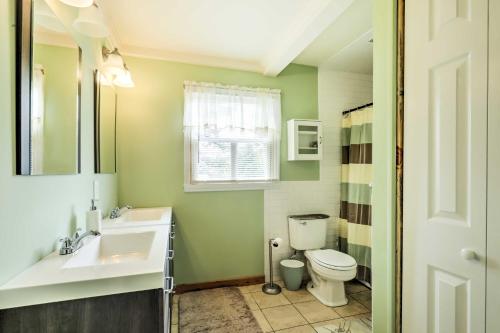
[262,238,282,295]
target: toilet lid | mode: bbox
[308,249,356,269]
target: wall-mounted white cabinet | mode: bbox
[287,119,322,161]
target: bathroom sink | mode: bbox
[63,232,155,268]
[103,207,172,229]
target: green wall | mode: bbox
[372,0,397,332]
[34,43,79,174]
[0,0,117,285]
[116,58,319,284]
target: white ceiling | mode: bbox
[293,0,373,74]
[99,0,356,76]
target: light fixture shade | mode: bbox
[98,72,113,86]
[34,0,66,33]
[72,4,110,38]
[113,69,135,88]
[59,0,93,8]
[102,52,125,78]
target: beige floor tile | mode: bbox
[239,283,265,294]
[350,290,371,302]
[350,290,372,310]
[314,316,372,333]
[343,313,373,328]
[251,291,291,309]
[312,318,344,332]
[252,310,274,333]
[335,298,370,318]
[275,324,316,333]
[173,294,179,304]
[293,300,341,323]
[243,293,259,310]
[345,281,369,295]
[171,324,178,333]
[172,302,179,325]
[262,305,308,331]
[282,288,315,304]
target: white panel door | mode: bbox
[403,0,488,332]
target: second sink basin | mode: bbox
[103,207,172,229]
[63,232,155,269]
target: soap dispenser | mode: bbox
[86,199,102,233]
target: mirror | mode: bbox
[16,0,81,175]
[94,72,117,174]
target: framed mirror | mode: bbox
[94,72,117,174]
[16,0,81,175]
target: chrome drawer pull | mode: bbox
[167,250,175,260]
[170,231,176,239]
[164,277,175,292]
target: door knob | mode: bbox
[460,248,477,260]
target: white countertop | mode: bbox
[0,224,170,309]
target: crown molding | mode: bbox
[119,44,264,73]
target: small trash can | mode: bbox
[280,259,304,291]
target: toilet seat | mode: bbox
[306,249,356,271]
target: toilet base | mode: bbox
[306,280,348,307]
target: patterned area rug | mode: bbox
[179,287,262,333]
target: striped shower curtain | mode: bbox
[338,105,372,284]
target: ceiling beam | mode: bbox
[262,0,354,77]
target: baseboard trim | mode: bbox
[175,275,265,294]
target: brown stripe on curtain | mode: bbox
[342,143,373,164]
[339,201,372,225]
[356,266,371,284]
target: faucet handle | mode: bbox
[72,228,82,240]
[59,237,73,255]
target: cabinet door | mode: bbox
[288,120,323,161]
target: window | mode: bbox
[184,81,281,191]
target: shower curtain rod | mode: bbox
[342,102,373,115]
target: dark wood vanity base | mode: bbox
[0,289,164,333]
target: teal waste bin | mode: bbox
[280,259,304,291]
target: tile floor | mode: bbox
[173,280,372,333]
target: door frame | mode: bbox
[395,0,405,332]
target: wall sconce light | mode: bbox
[59,0,93,8]
[101,47,134,88]
[73,3,110,38]
[113,65,135,88]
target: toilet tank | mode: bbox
[288,214,329,250]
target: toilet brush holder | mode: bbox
[262,238,282,295]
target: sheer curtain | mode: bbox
[183,81,281,139]
[31,64,45,174]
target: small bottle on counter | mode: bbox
[86,199,102,233]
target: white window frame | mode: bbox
[183,130,280,192]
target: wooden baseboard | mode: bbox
[175,275,265,294]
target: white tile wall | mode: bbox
[264,70,373,280]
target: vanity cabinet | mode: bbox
[287,119,323,161]
[0,289,164,333]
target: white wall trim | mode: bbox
[184,182,275,193]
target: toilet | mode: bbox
[288,214,357,307]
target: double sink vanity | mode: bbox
[0,207,175,333]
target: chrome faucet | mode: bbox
[59,228,100,255]
[109,205,132,219]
